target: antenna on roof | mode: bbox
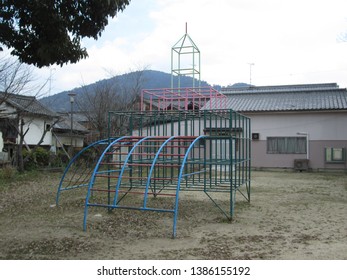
[248,63,255,86]
[185,22,187,34]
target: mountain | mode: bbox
[40,70,211,112]
[40,69,251,112]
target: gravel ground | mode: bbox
[0,170,346,259]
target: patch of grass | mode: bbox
[0,165,17,180]
[0,168,49,189]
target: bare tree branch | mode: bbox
[77,67,147,142]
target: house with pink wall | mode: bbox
[220,83,347,171]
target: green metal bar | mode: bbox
[204,191,232,221]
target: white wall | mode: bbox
[249,111,347,140]
[133,118,203,136]
[22,116,53,146]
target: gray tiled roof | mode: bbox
[53,115,89,133]
[0,92,57,117]
[221,83,339,94]
[203,84,347,112]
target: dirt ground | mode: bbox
[0,170,346,260]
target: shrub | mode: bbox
[1,165,17,179]
[22,149,35,170]
[21,147,73,170]
[23,147,50,170]
[34,147,50,167]
[56,150,70,165]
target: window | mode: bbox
[325,147,345,163]
[267,137,306,154]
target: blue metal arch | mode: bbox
[83,136,139,231]
[55,138,117,205]
[172,135,206,237]
[143,136,176,207]
[112,136,155,205]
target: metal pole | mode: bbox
[68,92,76,154]
[70,100,73,147]
[297,132,309,160]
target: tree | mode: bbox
[0,0,131,67]
[77,68,146,142]
[78,81,120,140]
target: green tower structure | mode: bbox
[171,23,201,88]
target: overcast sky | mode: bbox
[34,0,347,96]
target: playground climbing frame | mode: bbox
[56,88,251,238]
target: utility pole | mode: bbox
[68,92,76,156]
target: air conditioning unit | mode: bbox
[252,133,260,140]
[294,159,309,171]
